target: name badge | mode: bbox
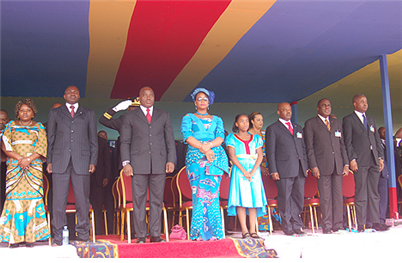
[335,131,341,138]
[370,125,375,133]
[296,132,303,139]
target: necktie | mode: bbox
[70,105,75,118]
[325,119,331,131]
[286,122,294,135]
[146,108,152,124]
[362,114,368,131]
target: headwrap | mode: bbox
[190,87,215,105]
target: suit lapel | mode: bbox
[316,116,328,130]
[352,112,368,134]
[135,108,149,124]
[277,120,293,137]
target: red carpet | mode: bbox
[72,235,277,258]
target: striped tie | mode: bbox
[70,105,75,118]
[325,119,331,131]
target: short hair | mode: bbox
[317,98,330,107]
[232,113,248,133]
[352,94,366,104]
[248,111,262,129]
[0,109,8,116]
[15,99,37,119]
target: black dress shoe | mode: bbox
[293,229,305,235]
[373,223,390,231]
[26,242,35,248]
[358,225,365,233]
[150,236,166,243]
[52,240,62,246]
[283,230,295,236]
[136,237,146,244]
[323,229,333,234]
[9,243,19,248]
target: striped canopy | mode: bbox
[2,0,402,103]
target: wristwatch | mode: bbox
[122,160,130,167]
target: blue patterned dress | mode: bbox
[181,113,229,240]
[225,133,267,217]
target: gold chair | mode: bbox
[343,171,357,230]
[176,167,193,240]
[65,181,96,242]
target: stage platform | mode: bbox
[1,221,401,259]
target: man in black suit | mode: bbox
[342,94,389,232]
[376,127,389,224]
[304,98,349,234]
[266,102,308,235]
[90,131,111,235]
[47,85,98,244]
[120,86,176,243]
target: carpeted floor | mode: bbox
[72,234,276,258]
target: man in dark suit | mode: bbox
[120,86,176,243]
[47,85,98,245]
[90,131,111,235]
[342,94,389,232]
[304,98,349,234]
[376,127,389,224]
[266,102,308,235]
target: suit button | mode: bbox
[150,143,152,145]
[71,130,73,133]
[71,140,73,142]
[149,151,151,154]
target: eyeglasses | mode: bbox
[196,97,209,102]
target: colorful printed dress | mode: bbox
[0,121,49,244]
[181,113,229,240]
[225,133,267,217]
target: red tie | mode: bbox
[286,122,294,135]
[146,108,152,124]
[70,105,75,118]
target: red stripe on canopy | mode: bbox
[110,0,231,100]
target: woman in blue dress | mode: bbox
[180,87,229,241]
[226,114,267,239]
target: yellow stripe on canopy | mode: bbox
[85,0,137,98]
[160,0,276,102]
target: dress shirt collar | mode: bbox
[66,102,79,113]
[354,110,366,124]
[140,105,153,116]
[279,118,292,129]
[317,114,329,124]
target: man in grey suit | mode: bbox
[120,86,176,243]
[266,102,308,235]
[47,85,98,245]
[304,98,349,234]
[343,94,389,232]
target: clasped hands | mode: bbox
[18,157,31,170]
[199,142,215,163]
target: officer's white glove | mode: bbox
[112,100,132,112]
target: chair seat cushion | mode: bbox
[304,198,320,206]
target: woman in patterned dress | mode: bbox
[180,87,229,241]
[0,99,49,248]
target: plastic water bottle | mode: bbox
[62,226,69,245]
